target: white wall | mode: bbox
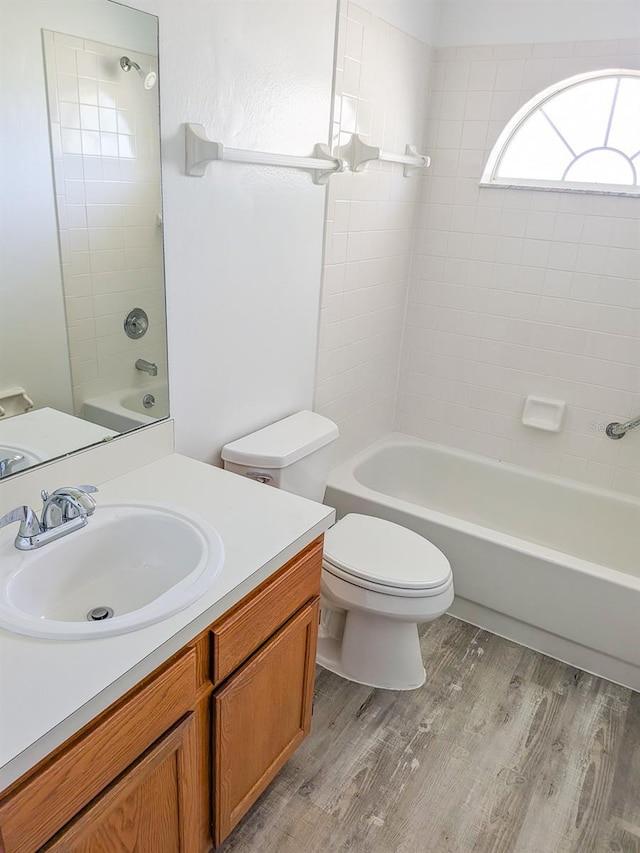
[437,0,640,46]
[315,1,433,464]
[343,0,640,47]
[130,0,338,464]
[398,38,640,496]
[357,0,439,43]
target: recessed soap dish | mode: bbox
[522,396,566,432]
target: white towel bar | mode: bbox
[336,133,430,176]
[185,123,343,184]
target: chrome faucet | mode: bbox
[135,358,158,377]
[0,485,98,550]
[0,454,25,478]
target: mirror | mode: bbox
[0,0,167,478]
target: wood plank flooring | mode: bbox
[219,616,640,853]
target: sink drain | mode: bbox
[87,606,114,622]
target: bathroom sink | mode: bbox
[0,502,224,640]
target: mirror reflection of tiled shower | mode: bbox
[42,30,168,425]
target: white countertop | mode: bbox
[0,452,334,790]
[0,407,117,465]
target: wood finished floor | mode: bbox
[220,616,640,853]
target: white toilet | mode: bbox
[221,411,454,691]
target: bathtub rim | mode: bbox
[327,433,640,589]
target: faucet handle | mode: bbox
[0,506,42,539]
[53,485,98,497]
[48,485,98,496]
[50,485,99,516]
[40,486,98,529]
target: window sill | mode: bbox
[478,180,640,198]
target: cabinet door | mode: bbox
[213,598,320,846]
[1,649,198,853]
[41,714,200,853]
[211,537,322,686]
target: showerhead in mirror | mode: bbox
[120,55,157,90]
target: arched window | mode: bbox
[481,69,640,196]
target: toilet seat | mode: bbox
[323,514,452,598]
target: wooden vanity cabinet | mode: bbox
[41,714,200,853]
[212,598,319,845]
[0,536,323,853]
[0,648,201,853]
[209,536,322,845]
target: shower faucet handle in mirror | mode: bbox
[124,307,149,339]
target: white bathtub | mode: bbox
[82,383,169,433]
[325,435,640,691]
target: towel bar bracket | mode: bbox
[185,123,343,184]
[335,133,430,176]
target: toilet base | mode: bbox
[317,609,427,691]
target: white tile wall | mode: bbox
[43,31,166,414]
[315,1,433,464]
[399,38,640,496]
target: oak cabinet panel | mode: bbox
[41,715,199,853]
[210,538,323,685]
[213,598,320,845]
[0,649,198,853]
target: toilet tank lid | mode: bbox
[221,411,339,469]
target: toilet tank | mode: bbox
[221,411,339,502]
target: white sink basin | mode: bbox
[0,502,224,640]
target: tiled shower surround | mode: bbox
[43,30,166,415]
[401,37,640,496]
[315,12,640,497]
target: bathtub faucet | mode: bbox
[606,413,640,439]
[135,358,158,377]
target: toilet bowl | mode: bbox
[317,513,453,690]
[221,411,454,691]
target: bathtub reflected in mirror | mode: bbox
[0,0,168,479]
